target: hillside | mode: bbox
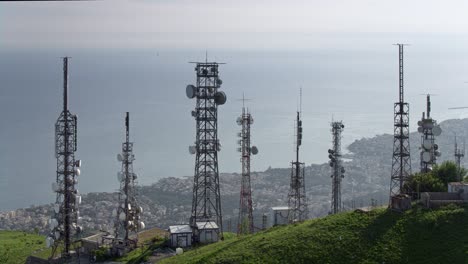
[160,205,468,264]
[3,118,468,236]
[0,231,48,264]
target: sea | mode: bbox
[2,37,468,210]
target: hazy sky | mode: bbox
[3,0,468,50]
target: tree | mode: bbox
[406,172,445,194]
[407,161,467,194]
[432,161,467,186]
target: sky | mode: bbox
[3,0,468,50]
[3,1,468,210]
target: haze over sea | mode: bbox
[2,33,468,211]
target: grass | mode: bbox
[0,230,48,264]
[112,227,169,263]
[160,204,468,264]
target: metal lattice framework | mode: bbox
[187,61,226,241]
[48,57,82,260]
[329,121,345,214]
[418,94,442,173]
[236,104,258,235]
[288,111,307,222]
[113,112,143,253]
[390,44,412,199]
[454,136,465,182]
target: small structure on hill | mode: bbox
[169,225,192,248]
[196,222,219,243]
[390,194,412,211]
[448,182,468,193]
[421,191,468,209]
[271,206,290,226]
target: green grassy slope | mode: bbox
[0,230,48,264]
[161,205,468,264]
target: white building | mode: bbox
[271,206,290,226]
[448,182,468,193]
[169,225,192,248]
[196,222,219,244]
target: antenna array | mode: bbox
[287,109,307,222]
[417,94,442,173]
[187,61,226,241]
[454,135,465,182]
[47,57,83,260]
[329,121,345,214]
[390,44,412,203]
[112,112,144,255]
[236,102,258,235]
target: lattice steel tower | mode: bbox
[47,57,83,260]
[288,110,307,223]
[236,100,258,235]
[454,135,465,181]
[329,121,345,214]
[186,60,226,240]
[417,94,442,173]
[390,44,412,200]
[113,112,144,254]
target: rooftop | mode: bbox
[169,225,192,234]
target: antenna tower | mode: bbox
[47,57,83,260]
[329,121,345,214]
[287,91,307,223]
[236,97,258,235]
[390,44,412,202]
[454,135,465,182]
[186,60,226,241]
[417,94,442,173]
[112,112,144,255]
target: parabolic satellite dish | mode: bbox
[117,153,123,162]
[432,125,442,136]
[186,85,197,99]
[422,120,434,129]
[417,126,423,133]
[251,146,259,155]
[236,117,242,125]
[423,139,433,150]
[189,145,196,155]
[422,151,431,163]
[215,91,227,105]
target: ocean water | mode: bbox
[1,45,468,211]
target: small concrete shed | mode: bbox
[169,225,192,248]
[196,221,219,243]
[271,206,290,226]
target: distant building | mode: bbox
[421,192,468,209]
[169,225,192,248]
[196,222,219,244]
[271,206,290,226]
[448,182,468,193]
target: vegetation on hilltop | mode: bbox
[160,205,468,264]
[406,161,467,193]
[0,230,48,264]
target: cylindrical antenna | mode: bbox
[126,112,130,138]
[427,94,431,118]
[63,57,69,112]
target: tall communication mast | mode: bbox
[112,112,144,255]
[454,135,465,182]
[329,121,345,214]
[47,57,83,260]
[417,94,442,173]
[186,60,227,241]
[236,97,258,235]
[288,91,307,222]
[390,44,412,203]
